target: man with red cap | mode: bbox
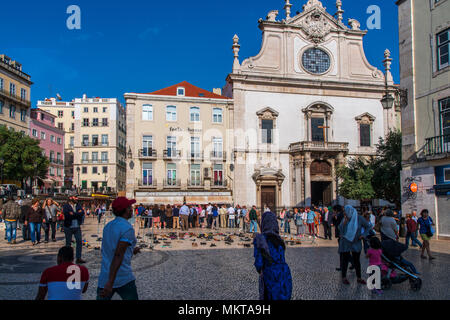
[97,197,141,300]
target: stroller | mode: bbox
[380,239,422,291]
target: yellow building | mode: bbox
[73,95,127,193]
[0,54,33,133]
[37,98,75,188]
[125,81,234,204]
[397,0,450,238]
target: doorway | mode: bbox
[261,186,276,213]
[311,181,332,206]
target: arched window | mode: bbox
[190,107,200,122]
[212,108,223,123]
[302,102,334,142]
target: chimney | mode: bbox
[213,88,222,96]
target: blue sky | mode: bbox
[0,0,399,105]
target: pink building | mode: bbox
[29,108,65,189]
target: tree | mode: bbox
[0,126,49,188]
[336,157,375,202]
[371,129,402,208]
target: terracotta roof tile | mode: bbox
[131,81,229,100]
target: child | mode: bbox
[366,237,385,295]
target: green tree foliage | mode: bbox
[336,157,375,201]
[371,129,402,207]
[0,126,49,186]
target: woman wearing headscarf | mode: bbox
[253,209,292,300]
[338,205,372,285]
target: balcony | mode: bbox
[163,179,181,188]
[49,159,64,165]
[139,148,157,159]
[138,179,157,188]
[187,151,204,161]
[0,87,31,107]
[188,179,204,188]
[81,142,109,147]
[211,179,228,188]
[163,149,181,160]
[210,151,226,160]
[423,135,450,159]
[289,141,349,154]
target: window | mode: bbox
[212,137,223,157]
[57,137,62,145]
[92,152,99,163]
[9,105,16,118]
[92,135,99,146]
[167,163,177,186]
[437,28,449,70]
[444,168,450,182]
[166,106,177,121]
[142,162,153,186]
[311,118,324,142]
[20,109,26,122]
[102,118,108,126]
[20,88,27,101]
[49,167,55,176]
[142,105,153,121]
[57,152,62,162]
[83,107,88,113]
[0,77,3,90]
[142,136,153,156]
[32,129,38,137]
[41,131,46,140]
[360,124,371,147]
[190,107,200,122]
[102,166,108,174]
[82,118,89,126]
[167,136,177,157]
[92,167,98,174]
[93,107,98,113]
[50,135,55,143]
[190,164,201,186]
[0,100,3,114]
[177,87,185,96]
[70,136,75,147]
[213,164,223,186]
[92,118,99,127]
[101,151,108,163]
[82,152,89,163]
[262,119,274,144]
[49,151,55,162]
[101,134,108,146]
[212,108,223,123]
[57,168,61,177]
[82,167,87,174]
[71,111,75,118]
[58,110,64,118]
[191,137,200,158]
[71,123,75,131]
[439,97,450,142]
[58,123,64,130]
[82,135,89,146]
[103,107,107,113]
[10,83,16,96]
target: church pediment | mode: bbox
[256,107,279,118]
[252,166,285,183]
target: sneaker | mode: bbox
[44,240,49,243]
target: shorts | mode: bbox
[153,217,160,223]
[420,233,432,241]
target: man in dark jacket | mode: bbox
[62,196,85,264]
[19,200,32,241]
[2,196,21,244]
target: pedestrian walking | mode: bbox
[249,205,258,233]
[212,204,219,229]
[322,207,333,240]
[42,198,60,243]
[405,214,422,249]
[36,246,89,300]
[172,205,180,229]
[294,208,303,237]
[26,198,44,246]
[19,199,31,241]
[227,205,235,228]
[306,207,315,237]
[62,197,86,264]
[180,203,190,231]
[2,196,21,244]
[253,209,292,300]
[417,209,436,260]
[97,197,140,300]
[380,209,398,241]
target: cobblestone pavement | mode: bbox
[1,218,450,300]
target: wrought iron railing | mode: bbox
[424,134,450,156]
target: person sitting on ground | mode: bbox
[36,246,89,300]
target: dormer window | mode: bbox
[177,87,185,96]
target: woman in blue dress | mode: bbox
[253,209,292,300]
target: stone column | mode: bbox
[304,153,312,207]
[294,159,303,205]
[331,158,337,204]
[336,152,345,205]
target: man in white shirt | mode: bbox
[227,206,235,228]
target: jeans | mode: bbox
[43,221,57,241]
[405,232,422,249]
[20,222,30,241]
[250,220,258,233]
[228,218,235,228]
[29,222,42,243]
[284,220,291,234]
[65,227,82,260]
[5,220,17,242]
[96,280,139,300]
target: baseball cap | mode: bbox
[112,197,136,212]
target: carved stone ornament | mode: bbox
[303,0,325,11]
[301,9,331,44]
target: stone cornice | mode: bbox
[124,93,233,106]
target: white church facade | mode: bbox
[224,0,401,211]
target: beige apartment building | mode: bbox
[72,96,127,193]
[397,0,450,238]
[0,54,33,133]
[37,98,75,188]
[125,81,234,204]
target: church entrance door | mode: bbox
[261,186,276,213]
[311,181,332,207]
